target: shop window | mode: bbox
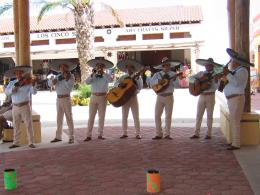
[56,38,76,44]
[4,42,14,48]
[143,33,163,40]
[95,36,104,42]
[117,35,136,41]
[31,40,49,46]
[170,32,191,39]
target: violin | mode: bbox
[14,76,32,87]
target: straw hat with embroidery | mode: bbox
[196,58,223,67]
[117,59,143,73]
[87,57,114,69]
[4,66,32,78]
[226,48,254,67]
[49,60,77,72]
[154,57,182,69]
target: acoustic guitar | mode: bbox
[106,68,146,107]
[152,72,183,94]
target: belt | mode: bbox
[201,92,215,96]
[158,93,173,97]
[92,93,106,96]
[57,94,70,98]
[13,101,29,107]
[226,94,244,99]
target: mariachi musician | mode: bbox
[49,61,76,144]
[151,57,181,140]
[189,58,222,140]
[84,57,114,141]
[5,66,37,149]
[222,48,252,150]
[114,60,144,139]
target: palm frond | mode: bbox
[0,3,12,16]
[99,2,124,27]
[37,0,70,23]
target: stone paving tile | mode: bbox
[0,127,254,194]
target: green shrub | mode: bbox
[76,84,91,98]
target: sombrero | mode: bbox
[154,57,182,69]
[226,48,254,67]
[87,57,114,69]
[196,58,223,67]
[49,60,77,72]
[117,60,143,73]
[4,65,32,78]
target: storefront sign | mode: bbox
[125,25,180,33]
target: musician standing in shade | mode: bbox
[222,48,251,150]
[49,61,76,144]
[114,60,144,139]
[84,57,114,141]
[151,57,180,140]
[190,58,222,140]
[5,66,37,149]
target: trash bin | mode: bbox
[4,169,17,190]
[146,169,160,193]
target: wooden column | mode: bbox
[18,0,30,66]
[227,0,235,50]
[13,0,19,64]
[235,0,250,112]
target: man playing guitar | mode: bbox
[151,57,180,140]
[114,60,144,139]
[190,58,222,140]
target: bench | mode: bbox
[220,104,260,145]
[3,110,41,145]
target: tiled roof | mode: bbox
[0,5,202,34]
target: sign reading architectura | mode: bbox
[0,25,181,42]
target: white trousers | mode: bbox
[87,95,107,137]
[12,104,33,145]
[195,94,215,136]
[227,95,245,147]
[122,95,140,136]
[55,97,74,140]
[155,95,174,137]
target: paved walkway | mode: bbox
[0,127,253,195]
[0,89,259,194]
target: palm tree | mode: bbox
[0,0,123,82]
[38,0,123,82]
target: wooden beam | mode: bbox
[13,0,19,65]
[235,0,250,112]
[18,0,30,66]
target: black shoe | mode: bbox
[190,135,200,139]
[227,146,240,150]
[9,144,20,149]
[29,144,36,148]
[164,135,173,140]
[120,135,128,139]
[50,138,62,143]
[135,135,142,139]
[152,136,162,140]
[84,137,91,142]
[98,136,105,140]
[205,135,211,139]
[68,139,74,144]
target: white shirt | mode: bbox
[85,73,113,93]
[5,80,37,104]
[224,66,248,97]
[189,71,218,93]
[151,70,176,94]
[52,74,75,95]
[114,73,143,93]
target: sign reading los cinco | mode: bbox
[0,25,181,42]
